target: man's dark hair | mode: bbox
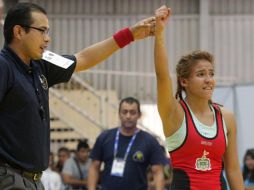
[3,2,46,44]
[58,147,70,154]
[119,97,141,115]
[77,139,90,151]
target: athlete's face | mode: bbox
[181,60,216,100]
[119,102,141,130]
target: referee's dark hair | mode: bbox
[4,2,46,44]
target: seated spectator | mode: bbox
[242,149,254,190]
[41,152,62,190]
[62,140,91,190]
[56,147,71,173]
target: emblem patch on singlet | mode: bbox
[39,74,48,90]
[195,150,211,171]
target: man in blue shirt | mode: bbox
[0,3,155,190]
[88,97,166,190]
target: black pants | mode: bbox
[0,165,44,190]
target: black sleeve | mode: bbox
[43,55,77,87]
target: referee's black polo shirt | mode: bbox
[0,45,76,172]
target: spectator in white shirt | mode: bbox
[41,152,62,190]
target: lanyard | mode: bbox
[113,128,138,161]
[31,68,46,121]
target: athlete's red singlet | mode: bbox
[169,100,227,190]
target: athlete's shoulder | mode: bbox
[219,107,236,132]
[219,106,234,117]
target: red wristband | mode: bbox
[113,27,134,48]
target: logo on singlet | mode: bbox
[195,150,211,171]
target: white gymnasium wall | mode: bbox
[234,85,254,164]
[214,85,254,164]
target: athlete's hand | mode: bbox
[155,5,171,34]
